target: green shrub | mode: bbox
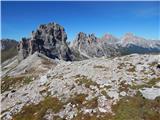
[1,76,33,93]
[112,92,160,120]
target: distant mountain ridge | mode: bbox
[2,22,160,63]
[120,33,160,48]
[1,39,18,62]
[71,32,160,59]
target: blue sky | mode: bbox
[1,1,160,41]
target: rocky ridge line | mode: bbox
[17,22,160,62]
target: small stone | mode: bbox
[98,107,107,113]
[140,88,160,100]
[120,91,126,96]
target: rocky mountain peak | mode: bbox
[76,32,97,43]
[14,22,160,62]
[101,33,119,43]
[121,32,147,46]
[122,33,148,43]
[122,32,135,41]
[124,32,134,37]
[88,33,97,41]
[103,33,113,39]
[76,32,87,41]
[17,22,72,61]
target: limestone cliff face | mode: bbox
[71,32,160,59]
[71,32,120,59]
[17,22,72,61]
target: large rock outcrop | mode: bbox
[17,22,72,61]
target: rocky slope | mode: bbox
[1,52,58,78]
[1,53,160,120]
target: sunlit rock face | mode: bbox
[71,32,120,59]
[71,32,160,59]
[119,33,160,54]
[17,22,72,61]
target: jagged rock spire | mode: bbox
[17,22,72,61]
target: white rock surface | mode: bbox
[1,54,160,120]
[140,88,160,100]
